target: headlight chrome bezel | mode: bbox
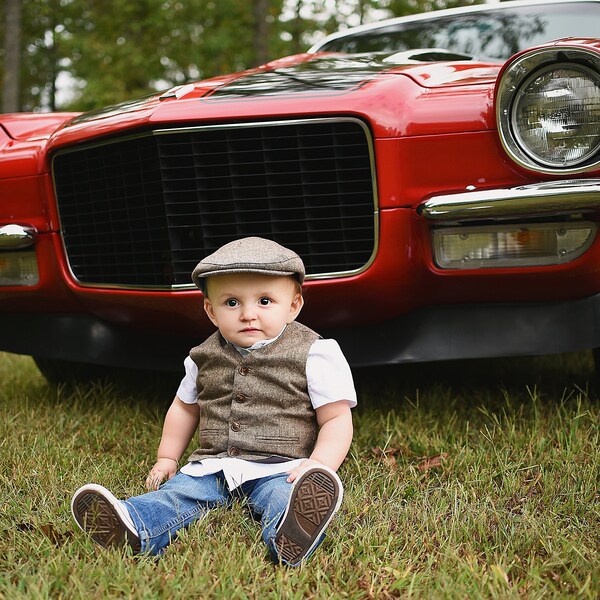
[496,46,600,175]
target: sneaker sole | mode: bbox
[72,486,140,552]
[275,466,342,564]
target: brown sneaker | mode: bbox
[275,466,343,564]
[71,484,141,552]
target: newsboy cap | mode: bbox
[192,237,305,290]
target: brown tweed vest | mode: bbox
[187,321,320,463]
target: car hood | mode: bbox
[191,51,500,99]
[0,113,79,140]
[46,52,501,149]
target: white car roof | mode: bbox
[308,0,598,53]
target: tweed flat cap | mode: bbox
[192,237,305,289]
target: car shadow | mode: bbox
[32,350,597,412]
[352,351,597,408]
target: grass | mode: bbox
[0,350,598,599]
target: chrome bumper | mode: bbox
[418,179,600,222]
[0,224,37,249]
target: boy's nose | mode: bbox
[240,305,257,321]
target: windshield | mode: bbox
[316,3,600,61]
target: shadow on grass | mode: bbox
[28,350,597,414]
[352,351,597,409]
[29,362,182,411]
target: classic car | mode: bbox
[2,0,600,382]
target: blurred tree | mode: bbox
[60,0,177,110]
[2,0,22,112]
[1,0,72,112]
[60,0,296,110]
[24,0,65,111]
[384,0,483,17]
[253,0,270,66]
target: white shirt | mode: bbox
[177,329,357,489]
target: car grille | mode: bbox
[52,118,377,288]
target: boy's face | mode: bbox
[203,273,303,348]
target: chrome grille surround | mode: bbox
[52,118,378,289]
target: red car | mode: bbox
[2,0,600,381]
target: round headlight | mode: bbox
[512,64,600,168]
[496,46,600,174]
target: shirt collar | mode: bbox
[227,325,287,356]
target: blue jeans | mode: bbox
[122,470,323,565]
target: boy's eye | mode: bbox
[259,297,271,306]
[226,299,239,307]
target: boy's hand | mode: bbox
[286,458,325,483]
[146,457,178,491]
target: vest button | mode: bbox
[228,446,239,457]
[239,366,250,375]
[235,393,247,403]
[230,421,241,432]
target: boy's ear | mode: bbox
[204,298,219,327]
[287,292,304,323]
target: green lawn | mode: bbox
[0,351,598,599]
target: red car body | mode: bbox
[2,0,600,378]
